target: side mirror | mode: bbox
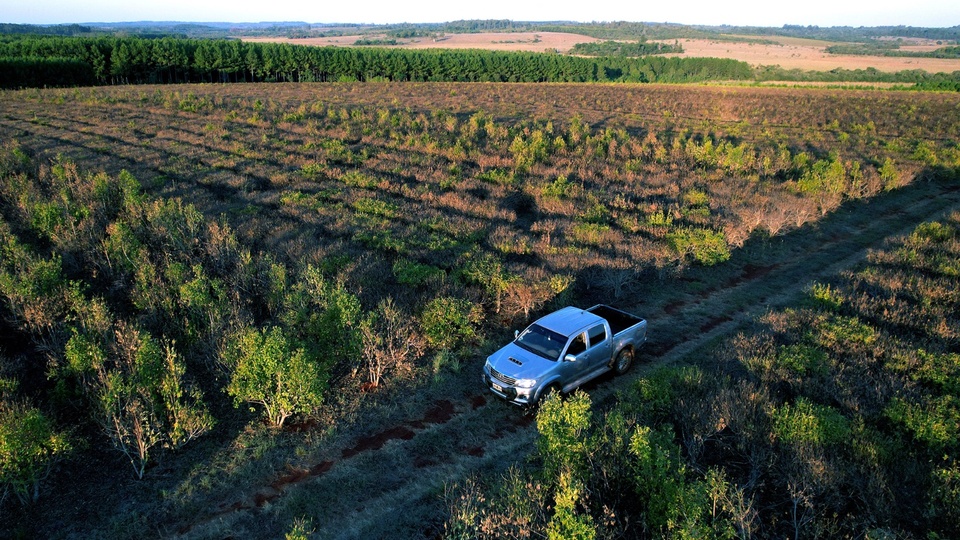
[514,330,520,339]
[564,354,577,362]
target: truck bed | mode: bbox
[586,304,644,336]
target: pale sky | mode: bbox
[4,0,958,28]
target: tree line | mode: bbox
[0,35,754,88]
[569,39,683,57]
[826,43,960,59]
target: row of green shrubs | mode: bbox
[0,147,495,504]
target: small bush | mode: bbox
[542,175,574,198]
[777,344,829,375]
[420,296,482,351]
[817,315,877,348]
[885,395,960,451]
[392,258,445,287]
[225,326,327,428]
[0,403,72,505]
[772,397,850,447]
[667,227,730,266]
[808,282,844,311]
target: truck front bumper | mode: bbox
[482,373,533,406]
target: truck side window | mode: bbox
[587,325,607,348]
[567,333,587,356]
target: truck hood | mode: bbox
[487,342,557,380]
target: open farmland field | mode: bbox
[243,33,960,73]
[0,82,959,538]
[666,38,960,73]
[244,31,599,53]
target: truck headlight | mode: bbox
[514,378,536,388]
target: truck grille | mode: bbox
[490,367,517,386]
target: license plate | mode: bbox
[491,382,503,392]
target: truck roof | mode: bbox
[534,306,605,336]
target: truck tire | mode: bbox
[613,348,634,375]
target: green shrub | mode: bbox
[817,315,877,347]
[645,210,673,228]
[570,222,611,246]
[579,202,611,225]
[0,403,72,505]
[667,227,730,266]
[772,397,850,446]
[476,168,516,186]
[458,252,518,312]
[628,425,695,534]
[341,170,378,188]
[930,464,960,533]
[911,221,955,244]
[777,344,829,375]
[879,157,900,191]
[542,175,573,198]
[352,197,398,218]
[682,189,710,208]
[420,296,482,351]
[537,391,592,480]
[282,266,362,370]
[96,327,214,478]
[885,395,960,451]
[546,472,596,540]
[392,258,445,287]
[225,325,327,428]
[808,282,844,311]
[300,161,326,179]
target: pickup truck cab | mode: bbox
[482,304,647,406]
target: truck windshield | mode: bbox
[515,324,567,361]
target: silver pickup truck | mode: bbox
[482,304,647,406]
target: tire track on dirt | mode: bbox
[171,179,960,539]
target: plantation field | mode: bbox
[0,82,958,538]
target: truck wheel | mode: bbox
[614,348,634,375]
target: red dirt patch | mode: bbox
[470,394,487,409]
[254,487,280,507]
[342,426,417,459]
[414,455,439,468]
[271,467,311,490]
[700,315,733,333]
[664,301,685,315]
[465,446,485,457]
[512,413,536,429]
[742,263,778,281]
[310,460,334,476]
[284,417,319,433]
[423,400,455,424]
